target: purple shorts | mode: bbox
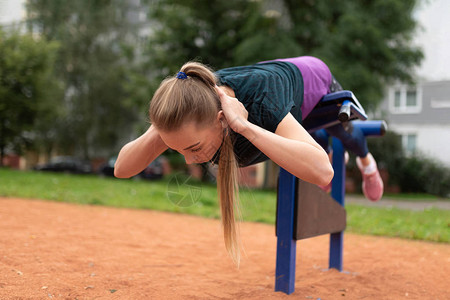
[270,56,332,120]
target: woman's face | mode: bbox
[158,113,225,164]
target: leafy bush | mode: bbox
[366,131,450,197]
[398,156,450,197]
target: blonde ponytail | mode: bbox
[180,61,217,87]
[217,130,241,266]
[149,61,242,266]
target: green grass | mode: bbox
[1,168,449,243]
[346,205,449,242]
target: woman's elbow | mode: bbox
[317,163,334,187]
[114,168,125,178]
[114,162,131,178]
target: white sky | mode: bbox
[0,0,25,24]
[413,0,450,81]
[0,0,449,81]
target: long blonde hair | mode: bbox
[149,62,241,266]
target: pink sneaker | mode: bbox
[356,153,384,202]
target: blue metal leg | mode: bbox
[275,168,297,294]
[329,138,345,271]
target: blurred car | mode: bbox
[98,157,116,177]
[98,156,164,180]
[139,157,164,180]
[33,156,92,174]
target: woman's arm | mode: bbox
[242,113,333,186]
[215,86,333,186]
[114,125,168,178]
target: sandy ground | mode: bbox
[0,197,449,300]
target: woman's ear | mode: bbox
[216,110,229,128]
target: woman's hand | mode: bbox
[215,85,249,134]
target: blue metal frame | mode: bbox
[275,168,297,294]
[274,90,387,295]
[353,120,387,136]
[275,139,348,295]
[302,90,368,133]
[319,91,363,110]
[340,100,368,121]
[329,138,345,270]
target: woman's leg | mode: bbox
[325,122,368,158]
[325,122,383,201]
[321,73,383,201]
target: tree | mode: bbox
[26,0,149,159]
[146,0,301,80]
[0,29,59,165]
[283,0,423,110]
[146,0,423,110]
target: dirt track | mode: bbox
[0,197,449,299]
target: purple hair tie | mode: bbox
[176,71,188,79]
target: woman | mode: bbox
[114,56,383,266]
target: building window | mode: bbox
[406,89,417,107]
[394,90,401,108]
[389,85,422,114]
[402,134,417,155]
